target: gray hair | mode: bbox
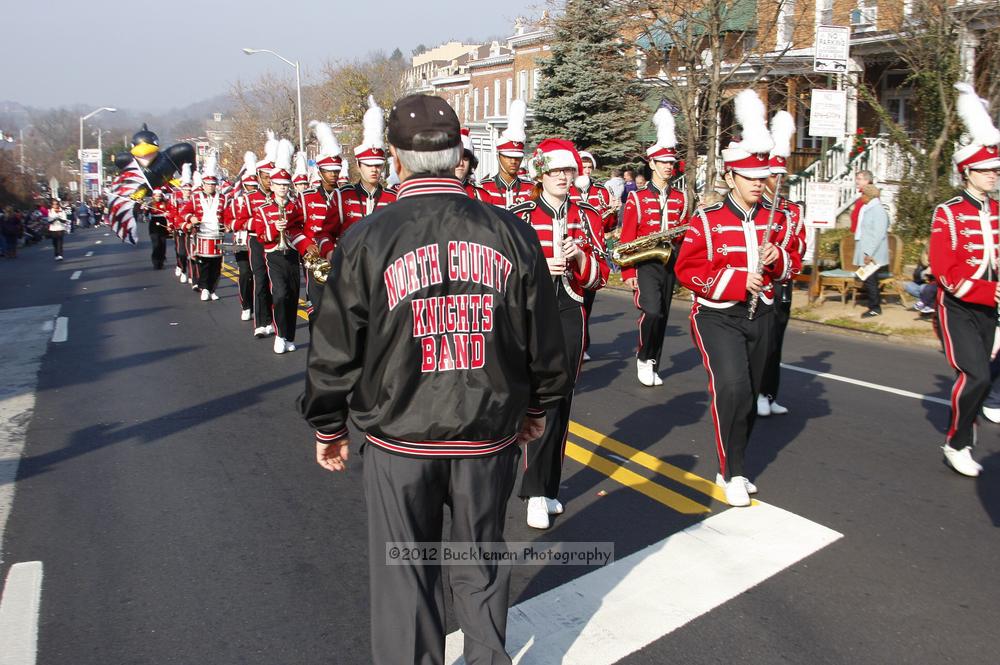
[857,170,874,183]
[395,145,463,177]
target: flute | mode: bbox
[748,173,783,320]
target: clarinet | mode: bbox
[748,174,783,320]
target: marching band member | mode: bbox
[340,96,397,236]
[455,128,483,199]
[758,111,804,417]
[675,89,791,507]
[929,82,1000,478]
[179,152,226,301]
[172,165,193,284]
[248,132,278,338]
[480,99,534,209]
[510,138,610,529]
[185,171,203,290]
[293,151,310,194]
[571,151,614,360]
[146,188,173,270]
[620,104,689,386]
[224,151,260,321]
[252,139,317,354]
[300,120,345,324]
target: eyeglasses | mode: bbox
[972,168,1000,175]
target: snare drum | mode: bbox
[196,234,223,257]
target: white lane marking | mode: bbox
[94,241,102,245]
[69,271,82,281]
[781,363,950,406]
[445,503,841,664]
[0,305,60,560]
[51,318,68,343]
[85,251,93,257]
[0,561,43,665]
[103,233,109,236]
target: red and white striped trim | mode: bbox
[690,302,727,475]
[316,428,349,445]
[937,290,964,444]
[396,177,468,199]
[366,432,518,457]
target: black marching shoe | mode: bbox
[861,310,881,319]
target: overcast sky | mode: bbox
[1,0,540,112]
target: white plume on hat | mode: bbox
[955,82,1000,147]
[361,95,385,151]
[242,151,257,174]
[733,89,773,154]
[293,151,308,178]
[769,111,796,159]
[501,99,527,144]
[202,150,218,179]
[653,107,677,150]
[192,171,203,189]
[310,120,342,158]
[274,138,295,173]
[180,163,192,186]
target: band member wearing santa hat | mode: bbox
[455,128,483,199]
[300,120,345,324]
[510,138,610,529]
[571,150,614,360]
[172,165,193,283]
[252,139,317,354]
[340,96,397,236]
[929,82,1000,478]
[224,151,260,321]
[146,188,173,270]
[675,89,792,507]
[247,132,278,338]
[620,104,690,386]
[179,152,226,301]
[758,110,804,417]
[480,99,534,209]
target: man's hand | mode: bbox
[746,272,764,295]
[316,438,350,472]
[625,277,638,291]
[760,242,779,266]
[546,257,567,276]
[518,415,546,445]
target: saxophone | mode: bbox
[612,225,689,267]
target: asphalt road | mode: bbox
[1,225,998,665]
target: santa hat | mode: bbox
[354,96,387,165]
[242,151,259,185]
[292,151,309,185]
[953,82,1000,173]
[201,150,219,184]
[722,89,774,178]
[461,128,479,170]
[579,151,597,168]
[256,130,278,171]
[646,103,678,162]
[180,163,192,188]
[768,111,796,174]
[270,139,295,185]
[497,99,527,157]
[310,120,343,171]
[527,138,588,188]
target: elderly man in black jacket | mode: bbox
[300,94,571,665]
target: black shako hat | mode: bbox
[387,95,461,152]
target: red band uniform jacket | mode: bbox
[619,183,689,281]
[251,197,310,254]
[300,186,344,257]
[339,183,397,238]
[480,174,534,210]
[930,190,1000,306]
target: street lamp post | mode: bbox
[18,125,34,173]
[243,48,304,153]
[92,128,108,197]
[79,106,116,202]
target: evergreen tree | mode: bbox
[532,0,646,165]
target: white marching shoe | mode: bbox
[273,336,288,354]
[209,292,219,301]
[769,400,788,415]
[179,274,187,284]
[544,497,564,514]
[253,327,267,338]
[200,289,210,301]
[240,309,252,321]
[637,359,657,387]
[174,266,181,277]
[982,405,1000,424]
[717,473,757,495]
[942,444,982,477]
[526,497,551,529]
[264,324,275,336]
[285,341,296,352]
[757,395,772,417]
[723,476,752,507]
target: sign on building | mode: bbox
[78,149,103,198]
[814,25,850,73]
[804,181,841,229]
[808,89,847,138]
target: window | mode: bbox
[519,70,528,100]
[484,86,490,117]
[819,0,833,25]
[506,78,513,114]
[464,93,470,123]
[851,0,877,31]
[776,0,796,49]
[474,88,480,120]
[494,80,501,116]
[796,108,821,150]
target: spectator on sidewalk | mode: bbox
[903,246,937,314]
[1,207,24,257]
[48,200,68,260]
[850,170,874,236]
[621,167,637,204]
[75,200,93,229]
[854,184,889,318]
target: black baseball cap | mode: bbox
[387,95,461,152]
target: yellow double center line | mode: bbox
[221,261,727,513]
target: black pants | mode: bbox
[249,237,273,328]
[175,232,188,273]
[635,256,676,365]
[149,225,168,268]
[761,282,793,399]
[51,231,64,257]
[690,302,774,480]
[938,291,996,449]
[582,288,596,353]
[365,443,520,665]
[306,271,324,331]
[520,287,583,499]
[265,249,300,342]
[197,256,222,293]
[234,250,253,313]
[187,235,200,285]
[863,271,881,313]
